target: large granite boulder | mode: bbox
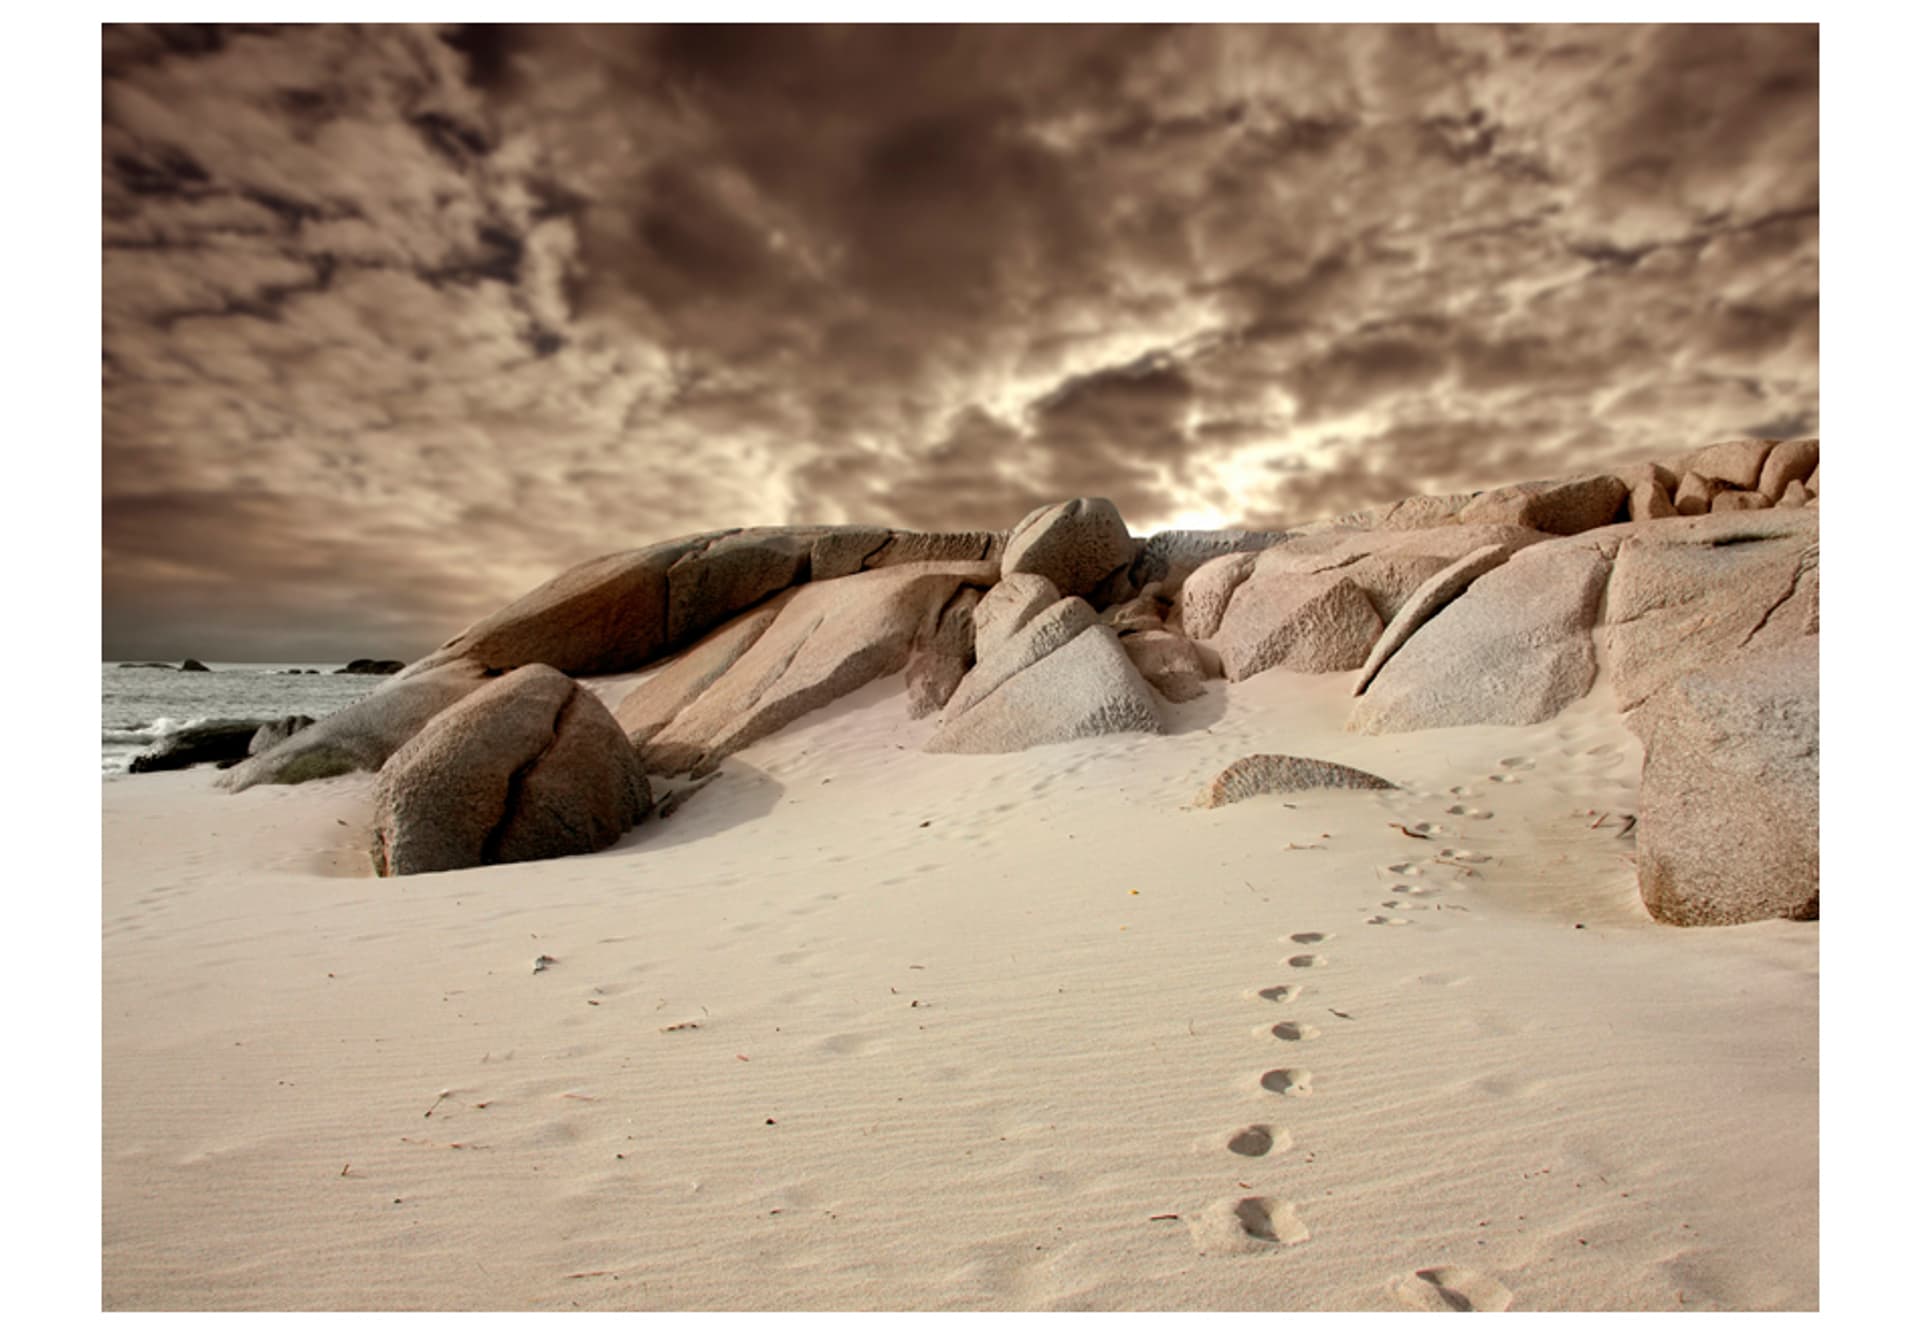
[1757,438,1818,502]
[904,585,983,720]
[634,560,997,775]
[1353,544,1510,696]
[614,596,791,746]
[1627,478,1678,522]
[1197,754,1396,807]
[1455,474,1628,536]
[1603,507,1818,712]
[1633,637,1818,925]
[973,573,1064,660]
[373,664,650,876]
[129,719,271,773]
[247,715,315,756]
[221,659,493,790]
[1120,628,1213,703]
[1682,438,1776,491]
[1208,571,1383,680]
[1130,529,1287,591]
[927,596,1162,753]
[1000,498,1136,602]
[1175,551,1259,640]
[1348,537,1612,733]
[1673,471,1726,516]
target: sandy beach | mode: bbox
[101,664,1816,1311]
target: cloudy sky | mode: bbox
[102,22,1817,661]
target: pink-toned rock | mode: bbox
[1455,473,1628,536]
[1682,439,1775,491]
[1629,478,1678,521]
[1805,463,1819,496]
[373,664,650,876]
[1175,551,1260,640]
[1000,497,1137,602]
[1634,637,1817,926]
[1777,479,1810,509]
[1353,544,1511,696]
[1710,490,1772,514]
[1197,754,1396,807]
[615,596,791,744]
[1209,570,1383,681]
[1121,629,1213,703]
[1616,460,1681,494]
[904,586,983,719]
[1672,471,1726,517]
[1757,438,1819,502]
[974,573,1064,660]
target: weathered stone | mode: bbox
[1628,478,1678,522]
[973,573,1064,661]
[1602,507,1818,711]
[1634,637,1818,925]
[1197,754,1396,807]
[1120,628,1213,703]
[1131,529,1288,590]
[863,529,1002,569]
[1101,585,1169,635]
[641,561,997,775]
[1353,544,1510,696]
[904,586,983,719]
[1672,471,1726,517]
[131,719,272,773]
[1210,571,1383,681]
[664,530,817,648]
[809,528,890,580]
[1616,460,1681,494]
[179,658,211,672]
[615,596,791,745]
[1683,438,1776,491]
[373,665,650,876]
[1175,551,1259,639]
[1455,474,1628,536]
[221,659,493,791]
[927,620,1161,754]
[1348,538,1611,733]
[1778,478,1810,509]
[336,658,405,675]
[1376,493,1476,530]
[1757,438,1818,502]
[1805,463,1819,496]
[1711,490,1772,513]
[247,715,315,756]
[943,595,1099,718]
[1000,497,1136,601]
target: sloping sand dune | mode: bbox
[102,668,1815,1311]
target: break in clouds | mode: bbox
[103,23,1818,660]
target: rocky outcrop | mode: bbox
[1129,529,1287,591]
[1455,474,1628,536]
[1682,438,1776,491]
[1197,754,1396,807]
[130,719,271,772]
[615,597,791,746]
[179,659,211,672]
[1000,498,1136,603]
[1628,479,1678,522]
[248,715,315,756]
[904,586,983,719]
[117,661,176,670]
[221,659,493,790]
[1758,438,1819,501]
[1349,537,1612,733]
[335,658,405,675]
[1209,570,1383,680]
[1175,551,1259,640]
[927,594,1162,753]
[1633,637,1818,925]
[1602,508,1818,712]
[1673,471,1725,516]
[973,573,1065,660]
[1711,490,1772,513]
[1120,629,1213,703]
[632,561,997,775]
[1353,544,1511,696]
[373,664,650,876]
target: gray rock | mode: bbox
[927,619,1161,754]
[179,658,211,672]
[1000,497,1136,601]
[615,597,791,745]
[942,595,1099,719]
[1633,637,1817,925]
[221,659,493,791]
[641,561,997,775]
[373,664,650,876]
[1130,529,1288,590]
[973,573,1064,661]
[1757,437,1818,502]
[1602,507,1818,712]
[335,658,405,675]
[1101,585,1170,635]
[1120,628,1213,703]
[1455,473,1628,536]
[862,529,1003,569]
[1348,538,1612,733]
[1209,570,1384,680]
[1375,493,1476,530]
[1175,551,1259,640]
[904,585,983,720]
[1353,544,1511,696]
[247,715,316,756]
[130,719,272,773]
[808,528,892,580]
[1196,754,1396,807]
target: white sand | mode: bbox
[101,668,1816,1311]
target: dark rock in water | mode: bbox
[179,659,211,672]
[335,658,405,675]
[119,662,176,670]
[248,715,316,756]
[130,719,273,773]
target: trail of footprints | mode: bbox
[1197,787,1515,1307]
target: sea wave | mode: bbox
[101,715,209,745]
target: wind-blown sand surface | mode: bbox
[101,667,1816,1311]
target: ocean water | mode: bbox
[101,662,386,777]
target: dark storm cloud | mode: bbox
[102,23,1817,658]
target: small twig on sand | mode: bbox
[1149,1214,1181,1222]
[423,1089,450,1118]
[1281,842,1326,851]
[1388,823,1431,840]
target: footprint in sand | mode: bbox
[1226,1124,1291,1157]
[1384,862,1424,878]
[1287,954,1328,969]
[1255,984,1303,1003]
[1498,757,1535,770]
[1366,915,1411,927]
[1439,849,1491,863]
[1270,1021,1321,1041]
[1260,1068,1313,1096]
[1394,1266,1515,1312]
[1233,1197,1311,1245]
[1487,773,1520,784]
[1445,805,1494,820]
[1289,932,1330,944]
[1400,885,1441,898]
